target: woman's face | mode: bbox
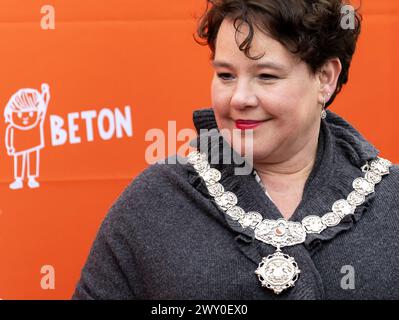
[211,19,323,164]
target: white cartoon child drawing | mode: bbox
[4,84,50,190]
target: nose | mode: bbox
[230,79,258,110]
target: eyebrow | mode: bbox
[211,60,286,71]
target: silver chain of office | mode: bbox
[188,151,392,294]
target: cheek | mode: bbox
[263,80,318,120]
[257,89,297,120]
[211,79,231,118]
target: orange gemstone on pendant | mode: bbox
[275,226,285,236]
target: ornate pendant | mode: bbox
[255,250,301,294]
[253,219,303,294]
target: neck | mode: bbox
[253,134,319,220]
[253,134,319,195]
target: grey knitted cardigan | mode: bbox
[73,108,399,300]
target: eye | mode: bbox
[18,112,22,118]
[217,73,235,81]
[259,74,278,80]
[29,111,33,117]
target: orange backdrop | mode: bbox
[0,0,398,299]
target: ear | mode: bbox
[317,57,342,105]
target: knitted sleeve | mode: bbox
[71,165,165,300]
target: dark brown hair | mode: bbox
[195,0,362,107]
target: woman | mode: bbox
[73,0,399,299]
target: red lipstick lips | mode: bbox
[235,119,266,130]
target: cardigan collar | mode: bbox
[187,107,379,299]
